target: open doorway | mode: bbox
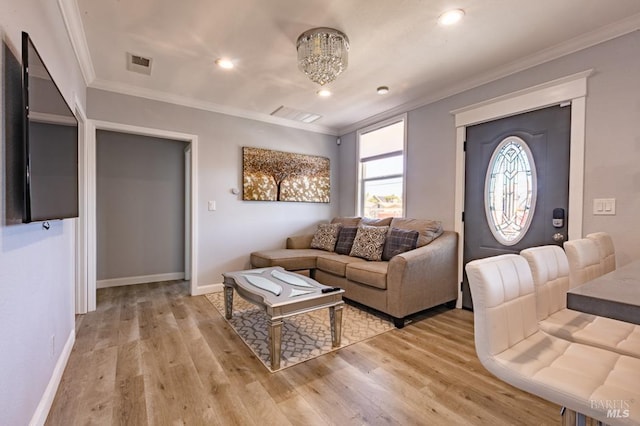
[95,131,187,289]
[77,121,198,312]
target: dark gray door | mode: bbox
[462,105,571,309]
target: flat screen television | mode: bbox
[22,31,79,223]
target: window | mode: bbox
[484,136,537,246]
[357,116,406,218]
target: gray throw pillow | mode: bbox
[349,225,389,261]
[335,226,358,255]
[389,218,444,247]
[382,227,419,261]
[310,223,342,252]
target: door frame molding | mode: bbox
[74,96,88,314]
[81,120,199,311]
[451,69,593,308]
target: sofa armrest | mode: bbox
[286,234,314,249]
[386,231,459,318]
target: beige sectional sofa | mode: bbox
[250,217,458,328]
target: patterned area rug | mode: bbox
[205,291,394,372]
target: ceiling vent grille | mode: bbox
[270,106,321,123]
[126,52,153,75]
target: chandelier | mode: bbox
[296,27,349,86]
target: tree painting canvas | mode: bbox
[242,147,330,203]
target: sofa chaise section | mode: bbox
[250,225,458,328]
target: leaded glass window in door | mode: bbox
[484,136,537,246]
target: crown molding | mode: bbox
[89,78,338,135]
[338,13,640,135]
[57,0,336,135]
[58,0,95,85]
[58,0,639,138]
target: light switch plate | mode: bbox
[208,200,216,211]
[593,198,615,215]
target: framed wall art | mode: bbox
[242,147,330,203]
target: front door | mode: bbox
[462,105,571,309]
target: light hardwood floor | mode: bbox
[46,280,560,425]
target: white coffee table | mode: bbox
[222,266,345,370]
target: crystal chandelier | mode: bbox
[296,27,349,86]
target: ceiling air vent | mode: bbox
[126,52,153,75]
[271,106,321,123]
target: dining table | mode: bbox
[567,259,640,325]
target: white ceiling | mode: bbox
[67,0,640,135]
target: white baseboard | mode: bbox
[191,282,224,296]
[29,329,75,426]
[97,272,185,288]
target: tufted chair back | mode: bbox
[465,254,538,358]
[586,232,616,274]
[520,245,570,321]
[563,238,603,288]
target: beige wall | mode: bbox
[339,31,640,264]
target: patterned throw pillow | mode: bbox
[335,226,358,255]
[349,225,389,261]
[382,228,419,261]
[310,223,342,252]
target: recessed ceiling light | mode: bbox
[317,89,332,97]
[438,9,465,26]
[377,86,390,95]
[215,58,234,69]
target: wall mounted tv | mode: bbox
[21,31,79,223]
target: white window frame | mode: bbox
[355,114,407,217]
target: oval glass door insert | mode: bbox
[484,136,537,246]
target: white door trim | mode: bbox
[452,69,592,308]
[74,96,88,314]
[184,145,192,281]
[83,120,199,311]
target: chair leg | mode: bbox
[561,408,601,426]
[561,407,576,426]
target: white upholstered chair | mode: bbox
[563,238,603,288]
[466,253,640,424]
[587,232,616,274]
[521,245,640,358]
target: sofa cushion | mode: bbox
[310,223,342,252]
[346,261,388,289]
[331,216,362,227]
[360,217,393,227]
[349,225,389,261]
[390,218,443,247]
[382,227,419,261]
[335,226,358,255]
[250,249,325,270]
[317,253,366,277]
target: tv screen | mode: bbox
[22,31,79,223]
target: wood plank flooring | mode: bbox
[46,280,561,425]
